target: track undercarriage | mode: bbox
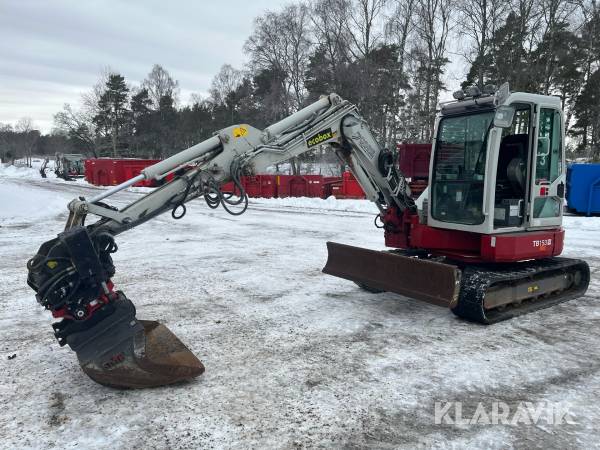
[323,242,590,324]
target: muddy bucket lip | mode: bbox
[66,294,205,389]
[80,320,205,389]
[82,359,206,389]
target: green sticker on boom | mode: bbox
[306,128,335,148]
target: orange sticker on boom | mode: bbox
[233,126,248,138]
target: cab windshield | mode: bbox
[431,111,495,225]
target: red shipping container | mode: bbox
[322,176,342,198]
[222,175,276,198]
[85,158,162,187]
[326,172,366,199]
[397,143,431,180]
[84,159,95,184]
[341,171,366,199]
[330,183,344,197]
[243,176,261,197]
[408,179,428,198]
[289,177,308,197]
[252,175,277,198]
[275,175,324,198]
[221,181,237,194]
[122,161,161,187]
[276,175,299,198]
[302,175,324,198]
[85,159,118,186]
[259,176,277,198]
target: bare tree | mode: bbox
[54,104,97,156]
[309,0,354,97]
[245,3,312,110]
[311,0,353,69]
[511,0,543,53]
[412,0,454,140]
[347,0,388,58]
[209,64,244,105]
[456,0,509,88]
[142,64,180,109]
[384,0,417,145]
[538,0,582,94]
[15,117,38,167]
[284,4,313,107]
[386,0,416,71]
[81,67,112,129]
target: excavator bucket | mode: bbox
[27,229,204,389]
[322,241,461,308]
[64,294,205,389]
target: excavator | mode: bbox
[55,153,85,180]
[27,85,590,389]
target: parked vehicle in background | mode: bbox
[55,153,85,180]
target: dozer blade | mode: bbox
[65,294,204,389]
[323,241,461,307]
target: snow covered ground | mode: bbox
[1,165,599,449]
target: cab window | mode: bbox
[536,109,562,183]
[431,111,494,225]
[533,108,562,219]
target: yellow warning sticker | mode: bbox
[233,126,248,138]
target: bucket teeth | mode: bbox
[66,293,204,389]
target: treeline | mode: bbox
[1,0,599,167]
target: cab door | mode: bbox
[528,107,565,228]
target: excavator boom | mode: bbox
[27,94,417,388]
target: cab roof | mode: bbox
[439,90,561,116]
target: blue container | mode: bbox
[566,163,600,215]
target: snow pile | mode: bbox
[563,215,600,258]
[250,195,378,213]
[0,163,42,179]
[0,181,70,225]
[1,176,600,448]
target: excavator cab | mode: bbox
[428,87,566,235]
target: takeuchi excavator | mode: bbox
[27,85,590,388]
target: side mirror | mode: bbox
[494,105,515,128]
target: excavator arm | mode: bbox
[64,94,412,237]
[26,94,415,388]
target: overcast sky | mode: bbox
[0,1,463,134]
[0,0,279,132]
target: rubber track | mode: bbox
[451,257,591,324]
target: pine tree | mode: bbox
[130,88,155,156]
[93,74,131,157]
[464,12,534,91]
[156,94,177,158]
[573,70,600,159]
